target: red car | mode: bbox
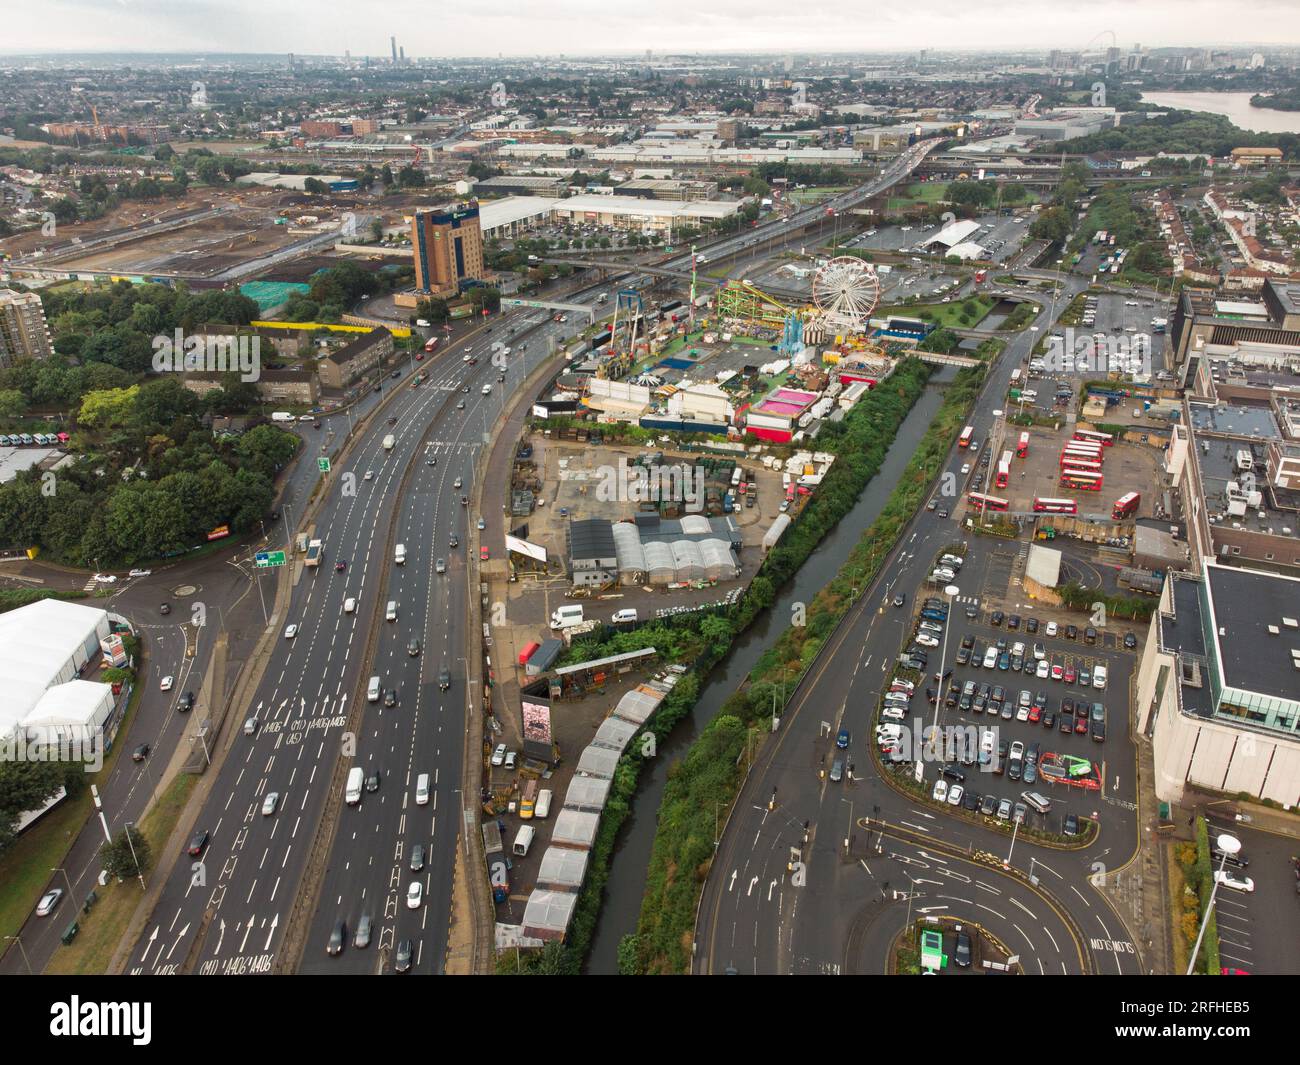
[1051,663,1064,682]
[415,353,424,361]
[334,561,347,573]
[1075,713,1089,735]
[480,546,490,561]
[1028,705,1041,724]
[1064,665,1077,684]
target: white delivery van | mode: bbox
[415,773,430,806]
[534,789,553,819]
[344,597,357,614]
[611,608,638,625]
[386,601,398,622]
[367,676,381,702]
[345,767,365,805]
[394,543,406,565]
[550,604,584,630]
[512,825,535,857]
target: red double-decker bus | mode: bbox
[996,450,1012,489]
[1016,432,1030,459]
[1112,491,1140,519]
[967,492,1010,512]
[1060,471,1104,492]
[1060,449,1103,468]
[1073,428,1114,447]
[958,426,974,449]
[1033,497,1078,514]
[1060,458,1103,474]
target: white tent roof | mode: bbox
[22,680,115,742]
[0,599,110,736]
[537,846,589,889]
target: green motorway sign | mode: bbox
[255,550,287,568]
[318,457,331,472]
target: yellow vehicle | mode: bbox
[519,779,537,820]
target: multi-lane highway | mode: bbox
[123,280,629,975]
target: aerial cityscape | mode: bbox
[1,6,1298,1008]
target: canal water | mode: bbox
[584,365,959,972]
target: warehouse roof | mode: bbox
[553,194,740,221]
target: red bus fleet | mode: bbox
[1112,491,1140,519]
[1033,497,1078,515]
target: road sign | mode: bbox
[317,457,331,472]
[255,550,286,569]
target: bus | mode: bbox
[996,450,1012,489]
[1066,437,1104,451]
[1033,497,1078,515]
[1062,440,1103,457]
[967,492,1009,512]
[1016,432,1030,459]
[1073,428,1114,448]
[1112,491,1140,519]
[1062,446,1103,463]
[1061,458,1104,475]
[1009,368,1022,388]
[1060,450,1102,468]
[1060,471,1104,492]
[958,426,974,449]
[423,336,439,353]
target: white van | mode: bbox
[344,597,357,614]
[611,608,638,625]
[415,773,430,806]
[367,675,381,702]
[394,543,406,565]
[512,825,535,857]
[386,601,398,623]
[534,789,553,819]
[345,767,365,805]
[550,604,584,630]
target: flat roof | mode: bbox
[1204,562,1300,703]
[554,194,740,220]
[477,196,560,231]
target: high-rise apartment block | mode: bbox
[411,204,485,299]
[0,290,54,367]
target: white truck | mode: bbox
[304,539,323,569]
[382,434,395,451]
[270,411,294,422]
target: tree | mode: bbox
[0,759,72,853]
[303,177,329,195]
[100,824,151,880]
[1029,205,1072,246]
[194,157,223,185]
[0,389,26,418]
[79,386,140,431]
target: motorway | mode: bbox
[122,280,632,975]
[694,269,1150,976]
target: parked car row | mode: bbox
[0,431,67,447]
[954,632,1109,690]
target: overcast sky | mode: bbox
[2,0,1298,57]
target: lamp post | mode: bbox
[3,936,32,975]
[123,821,146,891]
[1187,832,1242,975]
[929,584,960,747]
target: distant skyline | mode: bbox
[3,0,1299,58]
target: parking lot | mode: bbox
[876,543,1139,838]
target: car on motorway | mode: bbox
[364,470,374,481]
[453,477,463,489]
[1213,870,1255,893]
[35,888,64,917]
[491,743,507,767]
[893,594,906,607]
[159,602,171,615]
[449,535,458,549]
[187,829,209,857]
[284,623,298,639]
[436,558,446,574]
[160,675,174,691]
[132,743,150,762]
[480,546,490,561]
[394,938,414,973]
[327,920,346,956]
[836,727,850,749]
[354,915,372,949]
[457,400,465,409]
[410,844,426,872]
[365,769,381,793]
[438,668,451,690]
[177,691,195,713]
[261,792,279,817]
[408,639,421,657]
[476,516,486,530]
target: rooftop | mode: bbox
[1205,562,1300,705]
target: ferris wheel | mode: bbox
[811,256,880,334]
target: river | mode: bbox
[1139,91,1300,135]
[584,366,958,973]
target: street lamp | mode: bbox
[3,935,32,975]
[1186,832,1242,975]
[123,821,146,891]
[928,584,960,766]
